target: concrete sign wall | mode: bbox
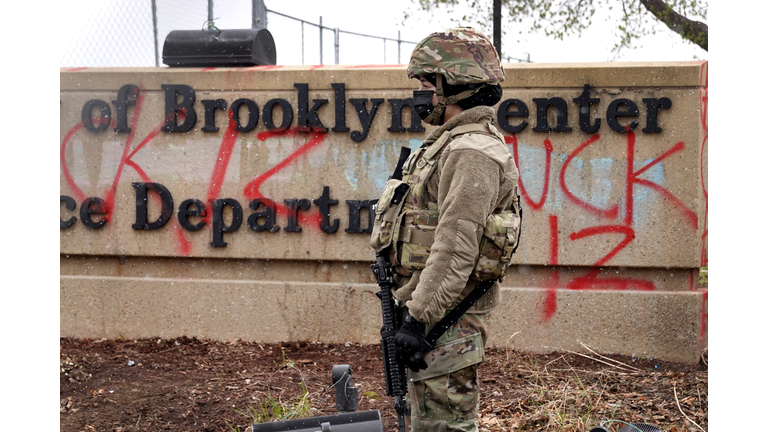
[61,62,708,363]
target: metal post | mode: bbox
[151,0,159,67]
[383,38,386,64]
[334,28,340,64]
[301,22,305,65]
[397,30,401,64]
[319,16,323,65]
[208,0,213,23]
[493,0,502,58]
[252,0,267,30]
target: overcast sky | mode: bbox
[60,0,706,68]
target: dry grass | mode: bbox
[477,344,708,432]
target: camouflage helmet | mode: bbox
[407,27,504,85]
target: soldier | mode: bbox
[371,28,522,431]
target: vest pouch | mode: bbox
[472,210,522,281]
[369,179,410,253]
[396,209,439,271]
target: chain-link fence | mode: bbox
[60,0,531,68]
[61,0,252,67]
[61,0,157,67]
[266,9,418,66]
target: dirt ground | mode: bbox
[60,337,707,432]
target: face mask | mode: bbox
[413,90,447,125]
[412,90,435,121]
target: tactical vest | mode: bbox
[370,122,522,281]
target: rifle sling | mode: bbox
[423,278,497,351]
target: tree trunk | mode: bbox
[639,0,708,51]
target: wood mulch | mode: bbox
[60,337,707,431]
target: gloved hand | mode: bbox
[394,313,429,372]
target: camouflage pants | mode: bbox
[404,312,489,432]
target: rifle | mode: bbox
[371,238,495,432]
[371,251,408,432]
[370,146,411,432]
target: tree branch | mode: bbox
[639,0,708,51]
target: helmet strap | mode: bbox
[422,74,446,125]
[421,74,488,126]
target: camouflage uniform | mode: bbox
[390,28,520,432]
[404,312,490,432]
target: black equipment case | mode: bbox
[162,28,276,67]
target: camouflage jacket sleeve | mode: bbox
[405,142,502,325]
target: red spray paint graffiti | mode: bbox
[509,124,701,321]
[625,136,696,228]
[506,135,552,211]
[566,269,656,292]
[60,122,88,204]
[569,225,635,267]
[699,62,709,266]
[103,89,148,220]
[205,113,241,224]
[559,134,619,220]
[61,100,332,254]
[243,128,327,228]
[60,91,197,254]
[542,214,559,321]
